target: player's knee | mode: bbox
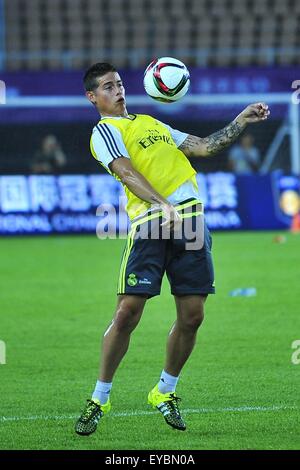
[181,307,204,332]
[114,300,143,332]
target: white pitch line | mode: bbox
[0,404,296,423]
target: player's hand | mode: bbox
[160,202,182,231]
[237,103,270,125]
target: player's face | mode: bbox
[87,72,126,116]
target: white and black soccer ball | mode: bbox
[143,57,190,103]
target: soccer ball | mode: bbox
[143,57,190,103]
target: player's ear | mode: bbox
[86,91,96,105]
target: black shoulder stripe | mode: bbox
[101,124,123,158]
[96,125,119,159]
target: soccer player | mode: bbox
[75,63,269,435]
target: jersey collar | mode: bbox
[100,114,137,121]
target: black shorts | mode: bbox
[117,199,215,298]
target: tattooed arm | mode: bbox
[179,120,245,157]
[179,102,270,157]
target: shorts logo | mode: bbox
[127,273,138,287]
[139,278,152,285]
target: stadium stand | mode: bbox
[3,0,300,70]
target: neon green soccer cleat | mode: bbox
[148,384,186,431]
[75,398,111,436]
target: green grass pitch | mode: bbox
[0,232,299,450]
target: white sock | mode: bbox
[158,370,179,394]
[92,380,112,405]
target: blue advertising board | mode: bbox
[0,172,298,235]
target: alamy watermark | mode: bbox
[291,80,300,104]
[0,340,6,365]
[291,340,300,365]
[95,197,205,251]
[0,80,6,105]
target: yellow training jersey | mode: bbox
[90,113,198,220]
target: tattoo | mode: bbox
[179,120,245,157]
[179,135,199,156]
[202,121,244,155]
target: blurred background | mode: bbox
[0,0,300,233]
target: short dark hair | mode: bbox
[83,63,117,91]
